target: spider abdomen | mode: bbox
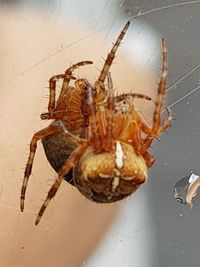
[74,141,147,203]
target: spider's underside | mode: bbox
[21,21,172,225]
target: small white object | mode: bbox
[115,141,124,169]
[112,177,120,191]
[188,173,199,187]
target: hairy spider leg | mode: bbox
[35,141,88,225]
[40,74,75,120]
[104,72,114,150]
[141,38,172,154]
[20,124,61,212]
[87,84,102,153]
[41,61,93,120]
[94,72,114,152]
[98,21,130,83]
[117,115,155,167]
[119,120,142,153]
[151,38,168,134]
[133,112,156,167]
[59,61,93,99]
[116,93,152,101]
[143,151,155,167]
[48,74,76,113]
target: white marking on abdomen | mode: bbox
[112,177,120,191]
[115,141,124,169]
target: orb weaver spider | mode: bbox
[20,21,172,225]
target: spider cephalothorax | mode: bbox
[20,21,172,225]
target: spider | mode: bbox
[20,21,172,225]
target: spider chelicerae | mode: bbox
[20,21,172,225]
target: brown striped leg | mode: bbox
[104,72,114,150]
[41,61,93,120]
[35,142,88,225]
[151,38,168,135]
[98,21,130,83]
[87,84,102,153]
[106,72,114,133]
[119,120,142,154]
[59,61,93,99]
[58,120,87,143]
[130,110,152,136]
[97,108,107,137]
[48,74,75,112]
[141,38,169,154]
[94,72,114,152]
[40,74,75,120]
[20,125,60,212]
[143,151,155,168]
[115,93,151,102]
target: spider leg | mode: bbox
[142,151,155,168]
[41,74,76,120]
[95,72,114,151]
[128,108,152,136]
[41,61,93,120]
[115,93,152,102]
[118,119,155,167]
[87,84,102,153]
[151,38,168,135]
[141,38,170,154]
[104,72,114,150]
[89,72,114,152]
[48,74,76,113]
[58,120,87,143]
[130,93,152,101]
[98,21,130,83]
[35,141,88,225]
[119,120,142,154]
[20,124,60,212]
[59,61,93,99]
[158,108,173,134]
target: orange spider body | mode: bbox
[21,21,172,225]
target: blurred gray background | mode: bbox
[1,0,200,266]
